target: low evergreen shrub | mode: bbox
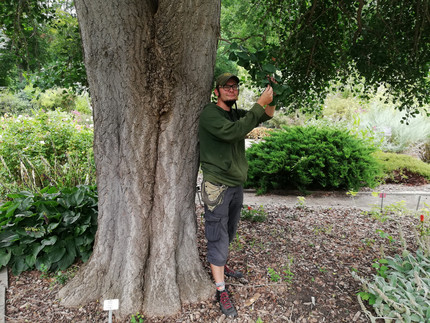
[375,151,430,182]
[245,125,382,193]
[0,185,98,275]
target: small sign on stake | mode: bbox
[104,299,119,323]
[379,192,386,212]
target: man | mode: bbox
[199,73,275,317]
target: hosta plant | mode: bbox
[0,185,98,275]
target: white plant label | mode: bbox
[103,299,119,311]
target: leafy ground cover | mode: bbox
[5,180,428,322]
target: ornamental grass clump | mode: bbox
[245,125,382,194]
[0,110,95,195]
[0,185,98,275]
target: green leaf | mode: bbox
[230,42,239,50]
[11,244,26,256]
[0,231,20,247]
[35,254,52,271]
[409,314,422,322]
[12,257,29,275]
[73,189,85,206]
[48,246,66,263]
[57,240,76,270]
[63,211,81,225]
[42,236,57,246]
[24,227,46,238]
[358,292,369,300]
[228,52,237,61]
[236,51,249,60]
[5,202,20,218]
[47,222,60,232]
[262,63,276,74]
[0,248,11,267]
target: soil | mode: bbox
[5,175,429,323]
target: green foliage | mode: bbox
[267,260,294,284]
[245,125,382,193]
[30,7,87,90]
[130,312,145,323]
[221,0,430,115]
[374,151,430,182]
[371,258,389,278]
[0,110,95,195]
[323,92,366,121]
[0,0,86,90]
[267,267,281,282]
[0,88,35,115]
[241,205,267,222]
[0,0,54,89]
[0,86,92,116]
[354,250,430,322]
[0,185,98,275]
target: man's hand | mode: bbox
[265,104,276,117]
[256,85,276,117]
[257,85,274,107]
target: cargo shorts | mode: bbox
[202,180,243,266]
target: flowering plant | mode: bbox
[418,214,427,237]
[241,205,267,222]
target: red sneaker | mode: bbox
[216,289,238,317]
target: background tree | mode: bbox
[0,0,52,87]
[0,0,86,89]
[57,0,219,319]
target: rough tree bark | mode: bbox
[59,0,220,318]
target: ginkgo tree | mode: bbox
[222,0,430,118]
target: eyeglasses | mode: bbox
[220,84,239,91]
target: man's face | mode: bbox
[217,79,239,106]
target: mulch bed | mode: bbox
[5,201,421,322]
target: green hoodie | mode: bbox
[199,102,272,187]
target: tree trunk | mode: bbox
[59,0,220,318]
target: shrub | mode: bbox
[0,86,92,117]
[323,92,365,121]
[357,102,430,153]
[375,151,430,182]
[245,125,382,194]
[419,141,430,164]
[0,110,95,195]
[0,185,98,275]
[0,88,34,116]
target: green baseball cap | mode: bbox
[215,73,239,87]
